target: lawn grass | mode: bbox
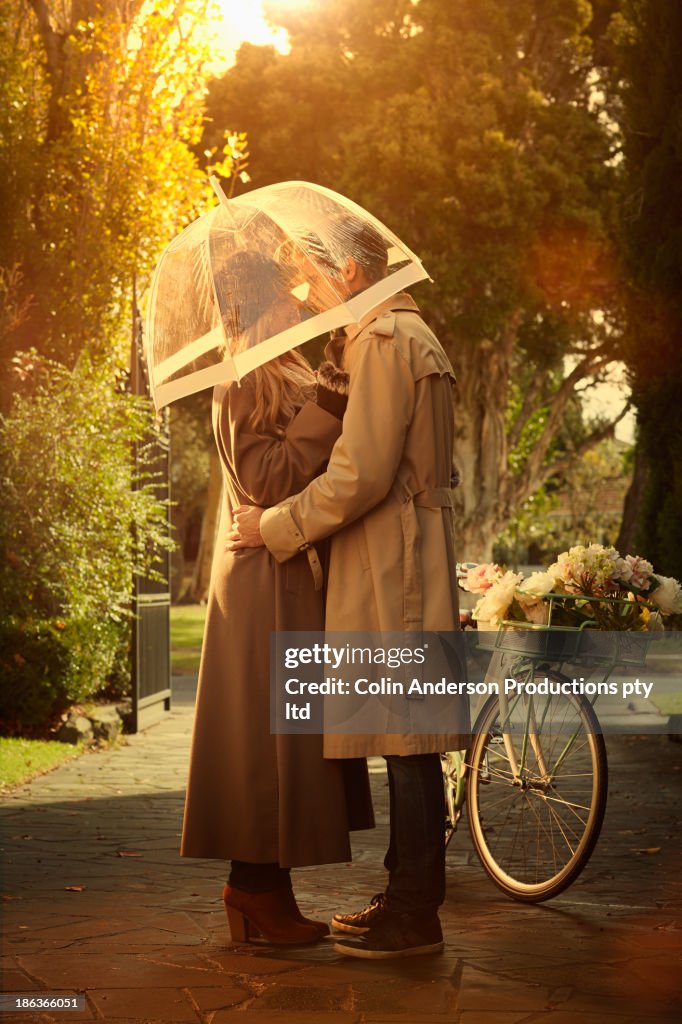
[170,604,206,674]
[0,738,83,791]
[646,649,682,717]
[650,692,682,715]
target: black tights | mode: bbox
[228,860,291,893]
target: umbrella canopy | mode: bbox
[144,178,430,410]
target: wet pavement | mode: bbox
[1,677,681,1023]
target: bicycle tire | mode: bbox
[465,673,608,902]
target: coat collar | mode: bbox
[325,292,419,364]
[344,291,419,342]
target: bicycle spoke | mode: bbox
[541,793,592,814]
[476,790,524,821]
[538,796,589,837]
[480,766,518,784]
[528,798,559,880]
[543,798,580,854]
[549,771,594,779]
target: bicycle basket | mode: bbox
[476,624,586,660]
[476,622,654,666]
[574,629,652,666]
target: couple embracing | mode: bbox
[180,220,469,959]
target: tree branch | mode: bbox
[512,401,632,508]
[27,0,62,79]
[508,367,550,449]
[506,354,617,506]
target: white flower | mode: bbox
[650,575,682,615]
[515,571,556,625]
[548,544,622,595]
[518,571,556,597]
[473,571,523,626]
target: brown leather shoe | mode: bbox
[331,892,388,934]
[223,885,323,945]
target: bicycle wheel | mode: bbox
[466,671,608,902]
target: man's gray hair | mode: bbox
[331,214,389,284]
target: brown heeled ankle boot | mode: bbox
[282,886,329,937]
[222,885,323,945]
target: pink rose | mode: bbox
[620,554,654,591]
[460,563,503,595]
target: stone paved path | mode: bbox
[1,679,681,1023]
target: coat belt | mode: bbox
[282,504,325,590]
[398,486,456,630]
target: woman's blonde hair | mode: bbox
[231,314,316,432]
[213,249,317,431]
[248,349,316,432]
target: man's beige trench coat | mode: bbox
[181,379,373,866]
[261,293,470,757]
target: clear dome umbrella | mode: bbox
[144,178,430,410]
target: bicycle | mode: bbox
[442,586,653,903]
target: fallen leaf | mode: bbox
[116,851,142,858]
[635,847,661,855]
[64,885,86,892]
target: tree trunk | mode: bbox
[616,439,647,555]
[449,334,514,563]
[454,520,496,564]
[191,448,222,602]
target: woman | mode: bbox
[180,250,373,945]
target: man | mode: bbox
[229,219,468,958]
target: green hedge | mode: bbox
[0,353,172,730]
[0,617,125,727]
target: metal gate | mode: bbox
[129,301,172,731]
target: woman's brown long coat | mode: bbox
[181,378,373,866]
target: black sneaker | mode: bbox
[331,893,387,935]
[334,910,444,959]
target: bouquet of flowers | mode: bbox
[459,544,682,631]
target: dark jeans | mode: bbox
[383,753,445,915]
[228,861,290,893]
